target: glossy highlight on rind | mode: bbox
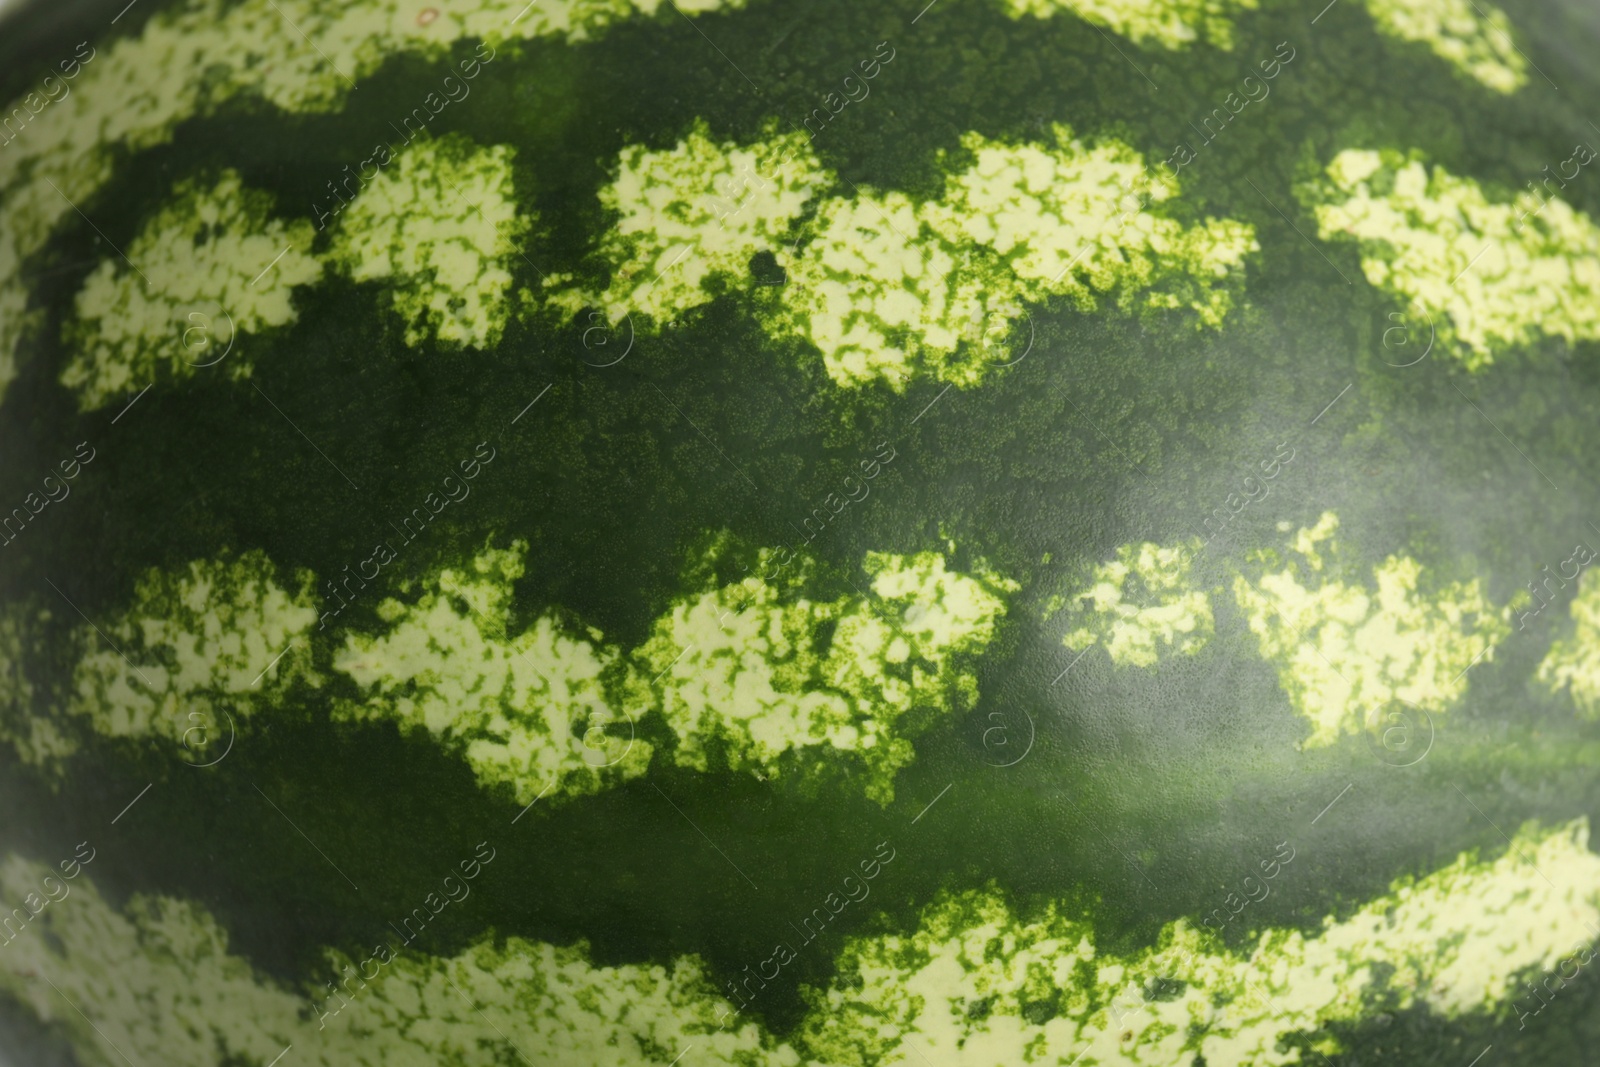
[0,0,1594,1061]
[1057,516,1511,746]
[1232,513,1507,747]
[1052,540,1213,667]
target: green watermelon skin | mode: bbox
[2,0,1600,1063]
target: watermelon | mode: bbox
[1,0,1599,1062]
